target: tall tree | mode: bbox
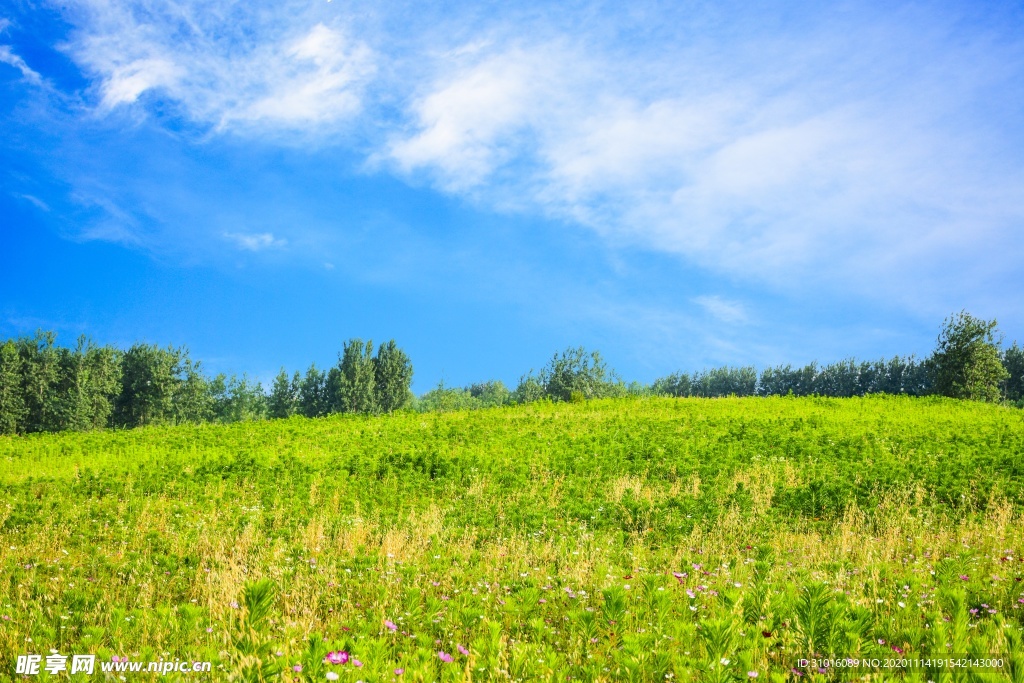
[930,311,1008,402]
[175,358,214,423]
[114,344,184,427]
[50,337,122,431]
[335,339,377,414]
[543,347,617,401]
[298,364,327,418]
[268,368,299,418]
[0,340,26,434]
[16,331,61,432]
[1003,342,1024,403]
[373,340,413,413]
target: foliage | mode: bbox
[540,346,621,401]
[268,369,300,419]
[0,339,27,435]
[930,310,1009,402]
[298,364,328,419]
[373,340,413,413]
[2,397,1024,679]
[114,343,185,427]
[333,339,377,415]
[1003,342,1024,403]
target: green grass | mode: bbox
[1,395,1024,681]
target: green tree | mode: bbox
[114,343,184,427]
[50,337,122,431]
[213,374,267,423]
[1003,342,1024,403]
[17,331,60,432]
[334,339,377,414]
[175,358,214,423]
[0,339,27,434]
[373,340,413,413]
[468,380,510,408]
[298,364,327,418]
[268,368,299,418]
[542,347,618,402]
[930,311,1008,402]
[512,372,545,404]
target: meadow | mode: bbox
[1,395,1023,681]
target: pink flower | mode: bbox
[959,574,969,581]
[747,673,758,679]
[292,664,302,673]
[353,659,363,668]
[325,651,349,665]
[394,669,404,675]
[672,572,687,583]
[385,619,398,631]
[457,645,469,656]
[438,651,453,663]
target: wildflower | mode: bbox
[394,669,404,675]
[385,619,398,631]
[538,598,547,603]
[353,660,363,668]
[205,627,213,633]
[438,651,453,663]
[292,665,302,673]
[969,608,979,615]
[892,646,904,654]
[720,658,730,666]
[230,601,239,609]
[325,651,349,665]
[748,673,758,679]
[457,645,469,656]
[959,575,969,581]
[327,674,339,681]
[877,639,886,645]
[672,572,686,583]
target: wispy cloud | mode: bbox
[62,1,374,131]
[224,232,287,252]
[13,193,51,212]
[693,295,748,325]
[382,6,1024,303]
[0,44,43,84]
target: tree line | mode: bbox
[0,311,1021,434]
[0,335,412,434]
[415,311,1023,410]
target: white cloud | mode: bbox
[14,193,51,212]
[0,44,42,84]
[385,21,1024,301]
[62,2,374,130]
[224,232,287,252]
[693,296,748,325]
[387,47,560,190]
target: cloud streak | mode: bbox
[62,1,374,130]
[224,232,287,252]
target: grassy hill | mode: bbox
[2,396,1023,680]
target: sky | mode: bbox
[1,0,1023,392]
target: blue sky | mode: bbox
[2,0,1022,392]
